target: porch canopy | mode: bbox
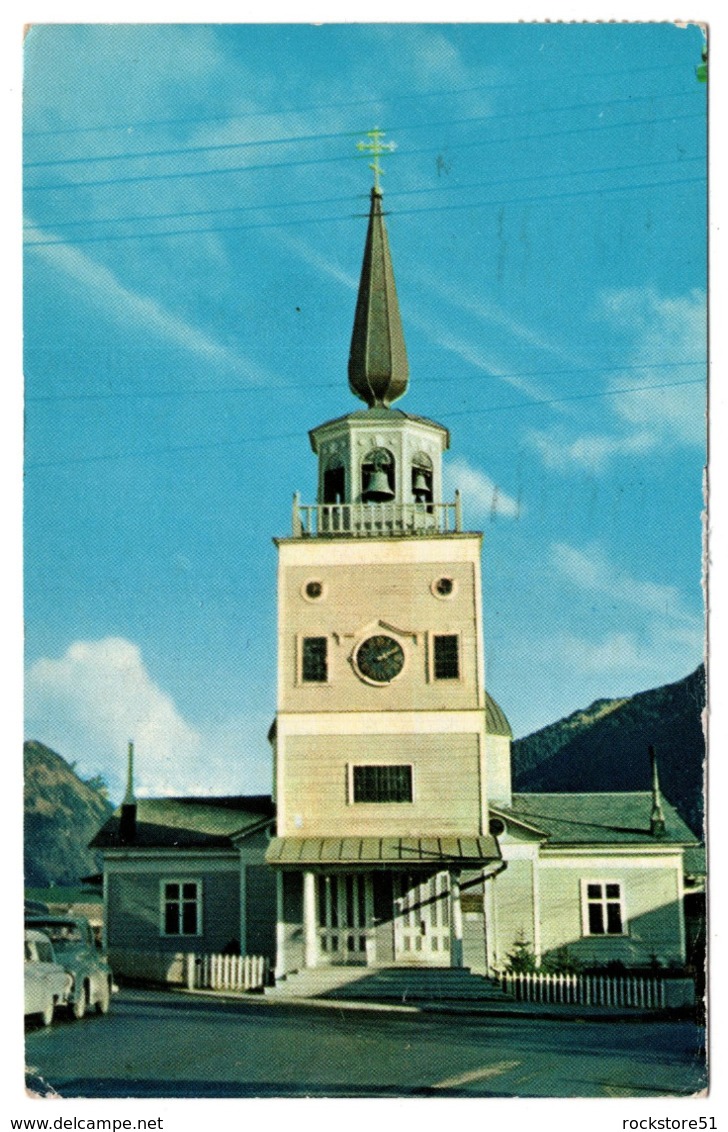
[266,835,500,868]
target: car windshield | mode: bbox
[25,940,55,962]
[31,923,84,949]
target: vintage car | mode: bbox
[25,914,113,1019]
[24,928,72,1026]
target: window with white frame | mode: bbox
[161,880,202,936]
[582,880,625,936]
[433,633,460,680]
[301,636,328,683]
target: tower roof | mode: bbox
[348,188,409,409]
[486,692,513,738]
[308,406,450,452]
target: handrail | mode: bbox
[291,496,463,537]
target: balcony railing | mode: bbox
[292,492,462,538]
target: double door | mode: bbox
[393,872,451,964]
[317,874,373,964]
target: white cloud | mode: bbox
[444,456,521,520]
[418,272,586,368]
[428,330,550,405]
[26,638,201,795]
[500,542,704,726]
[25,638,271,799]
[25,25,227,129]
[273,230,358,291]
[525,287,706,473]
[373,26,498,118]
[552,542,699,625]
[601,287,707,447]
[404,28,465,85]
[526,427,658,472]
[554,621,704,677]
[24,226,278,387]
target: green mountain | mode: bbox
[512,666,706,837]
[24,740,114,887]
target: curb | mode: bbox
[173,986,695,1025]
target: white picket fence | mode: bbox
[186,952,269,993]
[499,970,667,1009]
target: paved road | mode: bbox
[25,988,707,1098]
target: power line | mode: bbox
[23,191,362,232]
[24,125,362,170]
[391,174,706,222]
[24,172,706,250]
[26,359,706,406]
[25,377,704,470]
[24,87,698,171]
[24,110,705,196]
[443,377,704,419]
[26,430,303,470]
[23,59,686,141]
[24,154,705,235]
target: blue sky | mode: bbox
[22,23,707,801]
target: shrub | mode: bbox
[542,946,582,974]
[505,931,537,973]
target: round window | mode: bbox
[432,576,456,598]
[302,580,325,601]
[489,817,506,837]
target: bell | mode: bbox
[363,468,395,502]
[412,470,430,498]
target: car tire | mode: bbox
[71,984,87,1020]
[96,980,111,1015]
[41,999,54,1027]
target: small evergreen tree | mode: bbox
[542,945,582,974]
[505,931,537,972]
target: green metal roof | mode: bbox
[266,834,500,867]
[25,886,102,905]
[309,407,450,451]
[486,692,512,737]
[494,792,700,848]
[683,845,707,877]
[91,795,274,850]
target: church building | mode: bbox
[92,157,701,990]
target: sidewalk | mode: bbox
[176,984,697,1025]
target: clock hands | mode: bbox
[356,635,404,682]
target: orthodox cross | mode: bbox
[356,127,396,191]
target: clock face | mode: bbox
[355,634,405,684]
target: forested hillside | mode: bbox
[512,666,706,836]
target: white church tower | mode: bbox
[267,144,508,977]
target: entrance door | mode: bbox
[394,872,451,964]
[318,874,374,964]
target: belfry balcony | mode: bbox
[291,491,463,538]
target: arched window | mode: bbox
[361,448,395,501]
[323,462,345,504]
[411,451,433,503]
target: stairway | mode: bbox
[266,965,513,1005]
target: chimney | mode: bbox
[119,740,137,845]
[649,744,666,838]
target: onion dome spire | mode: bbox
[649,744,666,838]
[119,739,137,845]
[348,130,409,409]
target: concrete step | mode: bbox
[266,966,513,1004]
